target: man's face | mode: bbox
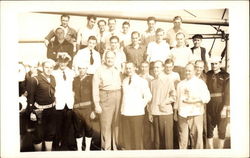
[140,63,149,74]
[110,38,119,50]
[43,62,54,76]
[88,39,97,50]
[156,31,164,43]
[122,24,130,34]
[98,21,106,32]
[147,20,155,30]
[61,17,69,28]
[78,67,87,76]
[108,19,116,31]
[211,62,221,72]
[153,62,164,77]
[131,33,140,45]
[195,62,204,75]
[105,52,115,67]
[29,65,38,75]
[176,33,185,47]
[185,64,195,80]
[193,38,202,48]
[173,18,182,28]
[55,28,65,40]
[125,63,135,77]
[59,62,68,70]
[165,63,174,74]
[88,18,96,29]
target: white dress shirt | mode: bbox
[72,47,101,74]
[121,74,152,116]
[170,47,194,67]
[174,76,210,118]
[146,41,171,63]
[53,67,75,110]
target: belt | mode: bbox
[34,102,55,109]
[74,101,92,108]
[100,89,121,93]
[211,92,223,97]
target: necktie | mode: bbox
[90,49,94,65]
[63,71,66,80]
[128,77,132,85]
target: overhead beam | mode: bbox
[33,11,229,26]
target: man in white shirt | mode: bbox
[141,16,156,46]
[146,28,171,63]
[166,16,189,48]
[96,19,109,57]
[174,63,210,149]
[121,62,152,150]
[52,53,76,150]
[170,32,194,80]
[148,61,176,149]
[119,21,131,49]
[105,18,120,48]
[164,58,181,88]
[76,15,97,51]
[73,36,101,75]
[191,34,211,72]
[102,36,126,72]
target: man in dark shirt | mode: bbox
[47,27,74,68]
[124,31,147,72]
[28,59,56,151]
[206,56,230,149]
[72,63,98,151]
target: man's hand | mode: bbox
[30,113,37,121]
[90,111,96,120]
[148,114,153,123]
[95,105,102,114]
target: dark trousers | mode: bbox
[153,114,173,149]
[121,115,144,150]
[53,106,76,150]
[143,109,154,149]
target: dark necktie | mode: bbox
[128,77,132,85]
[90,49,94,65]
[63,71,66,80]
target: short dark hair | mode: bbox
[122,21,130,27]
[108,18,116,23]
[165,58,174,65]
[61,14,70,20]
[88,36,97,42]
[110,36,119,42]
[147,16,156,22]
[173,16,182,22]
[192,34,203,40]
[97,19,107,26]
[87,15,97,21]
[131,31,140,38]
[156,28,164,34]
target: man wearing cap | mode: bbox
[191,34,210,72]
[28,59,56,151]
[206,56,230,149]
[174,63,210,149]
[72,63,98,151]
[73,36,101,75]
[92,51,122,150]
[47,27,74,68]
[52,53,76,150]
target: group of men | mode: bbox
[18,14,230,151]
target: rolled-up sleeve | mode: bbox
[199,80,210,104]
[92,68,101,108]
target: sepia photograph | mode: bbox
[1,1,249,158]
